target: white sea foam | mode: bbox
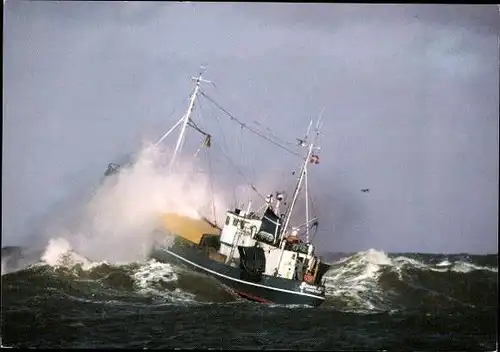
[436,259,452,267]
[40,143,231,265]
[323,248,497,312]
[452,261,497,273]
[323,249,394,311]
[132,259,198,303]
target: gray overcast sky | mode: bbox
[3,2,499,254]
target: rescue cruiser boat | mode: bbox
[105,68,331,306]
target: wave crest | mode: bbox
[323,249,497,312]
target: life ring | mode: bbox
[304,273,314,283]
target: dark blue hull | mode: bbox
[149,240,326,307]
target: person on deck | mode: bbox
[294,260,304,281]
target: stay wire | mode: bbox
[205,146,217,225]
[199,91,303,159]
[210,140,266,202]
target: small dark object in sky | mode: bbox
[361,189,370,193]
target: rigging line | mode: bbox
[199,96,237,207]
[192,91,208,134]
[204,90,301,158]
[203,95,231,157]
[162,94,187,127]
[307,172,317,216]
[201,85,294,148]
[194,97,221,218]
[211,141,266,202]
[192,101,207,158]
[154,94,190,147]
[236,125,244,209]
[239,125,244,179]
[187,119,209,137]
[308,181,318,242]
[187,97,210,137]
[310,192,316,217]
[252,120,296,147]
[205,146,217,226]
[199,91,303,158]
[200,96,238,207]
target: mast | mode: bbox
[274,116,321,277]
[305,166,310,243]
[169,67,212,169]
[279,120,317,241]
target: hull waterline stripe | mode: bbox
[161,248,325,300]
[236,290,270,303]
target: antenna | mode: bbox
[305,119,313,141]
[169,66,213,170]
[316,107,325,131]
[313,107,324,152]
[194,64,216,88]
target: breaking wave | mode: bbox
[323,249,497,313]
[2,238,238,308]
[2,242,497,314]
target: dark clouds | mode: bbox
[3,2,498,254]
[238,4,500,36]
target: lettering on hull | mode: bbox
[299,281,324,295]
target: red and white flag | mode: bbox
[310,154,320,164]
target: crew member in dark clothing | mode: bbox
[295,259,305,280]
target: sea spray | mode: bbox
[40,142,231,265]
[39,237,103,271]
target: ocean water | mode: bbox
[1,246,497,350]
